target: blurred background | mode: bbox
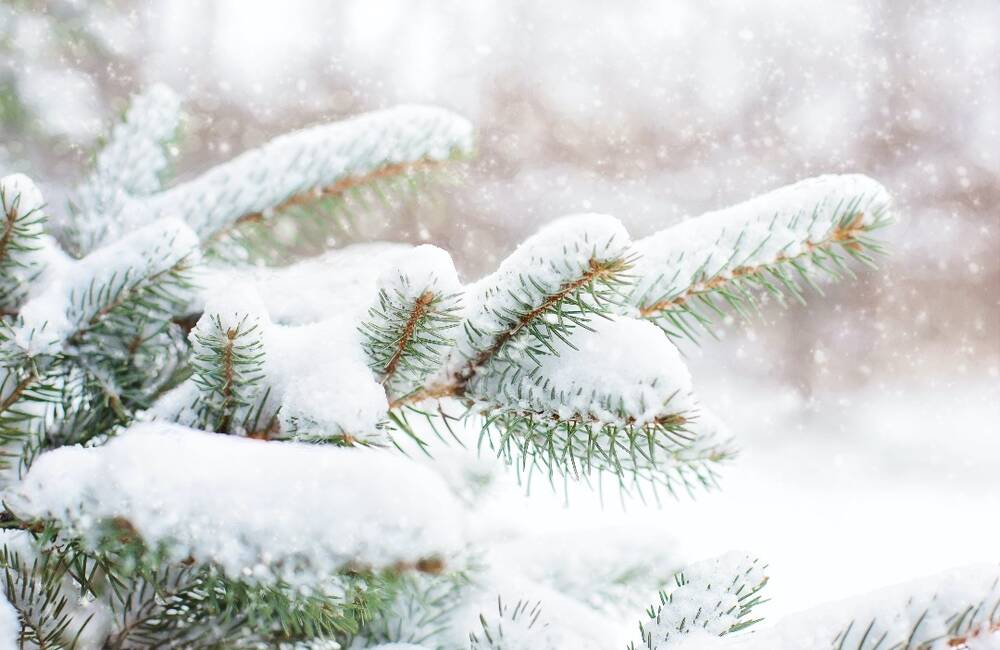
[2,0,997,619]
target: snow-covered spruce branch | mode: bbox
[7,423,465,583]
[631,175,892,341]
[384,215,735,494]
[69,92,474,257]
[14,218,198,357]
[664,565,1000,650]
[361,245,463,401]
[1,422,464,645]
[0,218,198,482]
[0,523,403,649]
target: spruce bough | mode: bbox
[0,85,995,649]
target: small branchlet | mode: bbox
[190,313,266,434]
[0,176,47,312]
[397,253,635,409]
[362,283,461,402]
[460,255,634,385]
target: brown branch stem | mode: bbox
[381,291,434,385]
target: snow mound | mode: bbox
[9,423,466,585]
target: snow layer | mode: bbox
[267,316,389,440]
[158,255,395,439]
[450,213,631,374]
[630,174,892,310]
[13,218,199,356]
[376,244,461,302]
[0,593,18,650]
[9,423,465,584]
[125,105,474,238]
[194,243,413,325]
[198,278,269,331]
[675,565,999,650]
[491,525,683,618]
[472,315,694,424]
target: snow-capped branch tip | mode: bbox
[361,245,462,401]
[190,286,268,435]
[396,214,634,408]
[0,174,48,312]
[121,104,474,242]
[631,552,769,650]
[631,174,893,341]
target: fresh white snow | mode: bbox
[9,423,467,585]
[377,244,462,302]
[475,315,695,424]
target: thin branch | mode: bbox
[217,326,237,433]
[638,212,868,318]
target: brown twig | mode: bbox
[0,372,37,413]
[217,326,237,433]
[381,291,434,385]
